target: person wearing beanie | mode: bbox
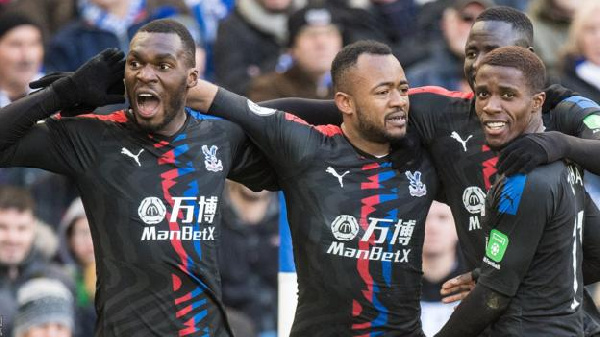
[0,12,44,108]
[13,278,74,337]
[247,6,342,101]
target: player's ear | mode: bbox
[187,68,198,88]
[532,91,545,113]
[335,92,354,117]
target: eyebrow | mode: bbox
[374,80,409,88]
[128,51,177,61]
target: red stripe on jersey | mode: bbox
[175,291,192,305]
[284,112,343,136]
[409,86,474,99]
[70,110,129,122]
[176,304,193,318]
[481,145,498,190]
[179,317,197,336]
[173,274,182,292]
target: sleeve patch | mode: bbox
[498,174,526,215]
[583,114,600,129]
[486,229,509,263]
[564,96,600,110]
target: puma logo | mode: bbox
[451,131,473,152]
[121,147,144,167]
[326,167,350,188]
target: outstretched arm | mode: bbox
[260,98,341,126]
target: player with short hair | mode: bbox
[436,46,586,337]
[0,19,275,336]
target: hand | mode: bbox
[31,71,125,117]
[45,48,125,113]
[543,84,577,112]
[497,132,567,176]
[440,270,476,304]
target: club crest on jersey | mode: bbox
[138,197,167,225]
[330,215,359,241]
[405,171,426,197]
[202,145,223,172]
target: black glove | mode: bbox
[33,48,125,115]
[543,84,578,112]
[497,132,567,176]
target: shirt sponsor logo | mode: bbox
[330,215,359,240]
[138,196,218,241]
[486,229,509,263]
[247,100,276,116]
[450,131,473,152]
[202,145,223,172]
[326,217,416,263]
[325,167,350,188]
[405,171,426,197]
[463,186,486,215]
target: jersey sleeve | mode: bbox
[477,173,553,297]
[551,95,600,140]
[0,117,104,176]
[209,88,325,176]
[226,131,279,192]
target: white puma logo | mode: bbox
[450,131,473,152]
[326,167,350,188]
[121,147,144,167]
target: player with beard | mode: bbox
[186,40,438,336]
[435,46,586,337]
[0,19,276,336]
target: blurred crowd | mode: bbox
[0,0,595,336]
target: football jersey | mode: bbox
[0,107,275,336]
[210,89,439,336]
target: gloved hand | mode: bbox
[31,48,125,115]
[497,132,567,176]
[543,84,577,112]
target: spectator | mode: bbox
[528,0,576,72]
[44,0,189,72]
[0,0,77,41]
[219,181,279,336]
[214,0,300,95]
[248,6,342,101]
[420,201,466,336]
[406,0,492,92]
[0,186,70,336]
[57,198,96,337]
[557,0,600,104]
[12,278,74,337]
[0,12,44,107]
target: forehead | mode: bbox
[129,32,184,58]
[0,25,42,44]
[467,21,522,48]
[476,64,527,89]
[350,53,405,88]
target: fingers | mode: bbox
[442,290,471,304]
[29,72,72,89]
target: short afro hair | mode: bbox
[331,40,392,92]
[136,19,196,68]
[478,46,546,93]
[475,6,533,47]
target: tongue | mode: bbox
[139,96,160,116]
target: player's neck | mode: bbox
[341,123,390,157]
[422,249,456,283]
[155,110,188,137]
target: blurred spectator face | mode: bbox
[423,201,457,256]
[442,2,486,57]
[70,217,95,266]
[258,0,292,12]
[553,0,577,16]
[291,25,342,75]
[0,208,36,266]
[23,322,72,337]
[578,6,600,65]
[0,24,43,94]
[227,180,270,201]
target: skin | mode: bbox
[335,53,410,156]
[23,323,71,337]
[464,21,531,90]
[69,217,95,266]
[423,201,457,257]
[579,7,600,66]
[474,64,545,150]
[258,0,292,12]
[125,32,198,136]
[0,25,43,99]
[0,209,36,266]
[291,25,342,79]
[442,3,486,57]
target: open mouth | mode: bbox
[483,120,508,135]
[386,112,407,127]
[136,93,160,118]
